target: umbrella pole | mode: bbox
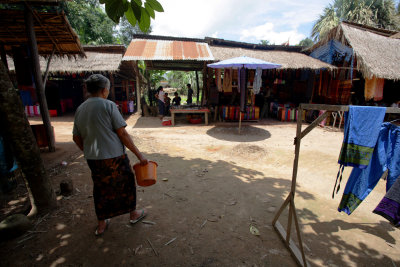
[239,112,242,134]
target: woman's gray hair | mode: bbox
[85,74,110,94]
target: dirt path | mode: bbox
[1,114,399,267]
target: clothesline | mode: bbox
[272,103,400,267]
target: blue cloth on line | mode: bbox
[338,123,400,215]
[338,105,386,169]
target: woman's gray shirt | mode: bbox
[73,97,127,160]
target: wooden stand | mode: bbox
[273,104,400,267]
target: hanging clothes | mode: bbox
[365,77,384,101]
[216,69,222,92]
[338,123,400,215]
[253,67,262,94]
[223,68,232,93]
[333,106,386,198]
[338,106,386,168]
[373,175,400,227]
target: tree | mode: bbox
[100,0,164,33]
[297,38,314,47]
[259,40,272,45]
[312,0,400,41]
[0,62,56,215]
[61,0,116,44]
[117,17,151,46]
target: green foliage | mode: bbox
[259,40,272,45]
[100,0,163,33]
[62,0,116,45]
[117,16,151,46]
[297,38,314,47]
[165,71,202,95]
[312,0,400,41]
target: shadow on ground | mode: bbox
[0,148,398,267]
[206,125,271,142]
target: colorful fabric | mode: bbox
[222,68,232,93]
[253,68,262,94]
[373,175,400,227]
[338,123,400,215]
[338,105,386,168]
[365,77,384,101]
[87,154,136,220]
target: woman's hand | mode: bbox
[139,156,148,166]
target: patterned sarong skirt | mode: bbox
[87,154,136,220]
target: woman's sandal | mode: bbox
[95,219,110,236]
[129,209,146,225]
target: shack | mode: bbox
[7,45,139,115]
[308,21,400,106]
[206,38,336,122]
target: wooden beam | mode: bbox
[133,61,142,114]
[195,71,200,105]
[25,4,55,152]
[0,43,9,72]
[42,45,55,89]
[294,111,330,145]
[109,74,115,101]
[300,103,400,113]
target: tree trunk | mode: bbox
[0,61,56,215]
[25,6,56,152]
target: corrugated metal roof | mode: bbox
[123,39,214,61]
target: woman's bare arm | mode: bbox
[116,127,148,165]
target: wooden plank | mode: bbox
[272,194,291,225]
[291,198,308,267]
[300,104,400,114]
[295,111,330,144]
[274,220,309,267]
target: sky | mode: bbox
[150,0,334,45]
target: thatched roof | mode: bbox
[209,46,335,70]
[7,45,136,79]
[0,9,84,57]
[310,22,400,80]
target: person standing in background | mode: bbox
[156,86,165,119]
[187,84,193,104]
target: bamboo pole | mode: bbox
[25,5,55,152]
[42,45,55,89]
[195,71,200,105]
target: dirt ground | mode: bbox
[1,114,399,267]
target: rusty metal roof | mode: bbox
[123,39,214,61]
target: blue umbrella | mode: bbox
[207,56,281,69]
[208,56,281,131]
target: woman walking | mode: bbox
[73,74,148,236]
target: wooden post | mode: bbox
[42,46,55,89]
[24,5,55,152]
[134,61,142,115]
[195,71,200,105]
[0,43,8,72]
[201,62,207,106]
[109,74,115,101]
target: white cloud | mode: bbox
[240,21,305,45]
[151,0,332,43]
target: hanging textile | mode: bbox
[216,69,222,92]
[373,175,400,227]
[333,106,386,198]
[338,122,400,215]
[223,68,232,93]
[310,40,353,64]
[253,67,262,94]
[338,106,386,168]
[365,77,384,101]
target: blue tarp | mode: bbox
[310,40,353,64]
[310,40,354,79]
